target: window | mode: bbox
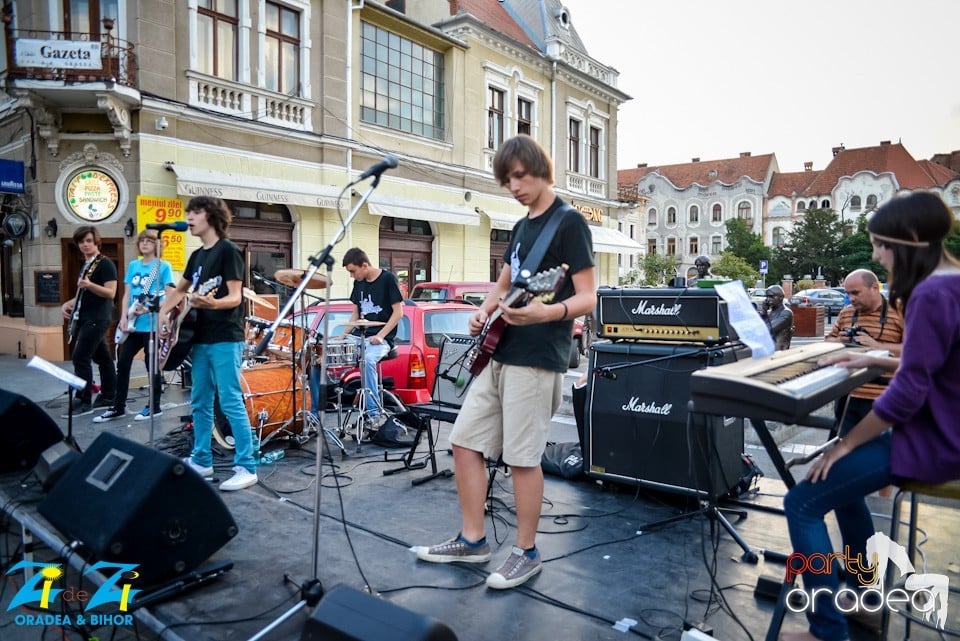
[772,227,786,246]
[712,203,722,222]
[360,22,445,140]
[667,206,677,225]
[809,200,816,210]
[866,194,878,210]
[197,0,239,80]
[265,2,300,94]
[689,205,699,224]
[689,236,699,255]
[821,199,830,208]
[797,201,806,212]
[647,208,657,225]
[517,98,532,135]
[666,238,677,256]
[588,126,601,178]
[647,239,657,255]
[568,118,581,173]
[711,236,722,254]
[737,202,752,221]
[628,223,635,240]
[850,196,862,212]
[487,87,504,149]
[629,254,634,268]
[617,254,622,267]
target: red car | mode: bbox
[411,281,586,368]
[301,299,477,405]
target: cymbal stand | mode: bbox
[248,168,387,641]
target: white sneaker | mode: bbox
[183,457,213,478]
[220,466,258,491]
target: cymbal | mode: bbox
[243,287,276,309]
[274,268,329,289]
[342,319,386,328]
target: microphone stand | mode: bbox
[146,228,174,446]
[246,172,384,641]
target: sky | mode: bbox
[560,0,960,173]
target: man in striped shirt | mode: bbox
[825,269,904,435]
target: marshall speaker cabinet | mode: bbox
[584,340,749,498]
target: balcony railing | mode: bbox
[187,71,312,131]
[3,27,138,88]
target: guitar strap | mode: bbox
[513,204,574,286]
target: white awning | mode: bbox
[483,210,523,231]
[367,195,480,226]
[170,165,343,209]
[590,225,642,254]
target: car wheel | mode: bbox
[568,339,581,369]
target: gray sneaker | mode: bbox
[415,535,491,563]
[485,546,541,589]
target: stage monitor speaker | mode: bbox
[33,441,82,490]
[301,584,458,641]
[38,432,238,585]
[0,389,64,473]
[584,341,749,498]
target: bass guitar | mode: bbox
[67,255,105,345]
[157,276,222,370]
[465,264,568,376]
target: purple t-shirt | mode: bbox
[872,270,960,483]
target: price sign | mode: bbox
[136,196,187,272]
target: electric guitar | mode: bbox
[67,255,105,345]
[114,297,150,345]
[465,264,568,376]
[157,276,222,370]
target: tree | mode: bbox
[639,252,678,286]
[724,218,770,271]
[838,214,885,280]
[712,251,761,286]
[777,208,845,285]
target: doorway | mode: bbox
[61,237,124,358]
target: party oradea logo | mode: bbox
[6,561,141,631]
[785,531,949,628]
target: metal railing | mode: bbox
[3,27,138,88]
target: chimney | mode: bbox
[637,163,647,168]
[832,144,845,157]
[880,140,891,146]
[691,157,700,163]
[804,161,813,171]
[447,0,459,15]
[740,152,751,158]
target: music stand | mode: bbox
[27,356,86,450]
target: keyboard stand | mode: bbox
[382,406,453,486]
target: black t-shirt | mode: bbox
[349,269,403,344]
[183,238,246,344]
[496,197,594,372]
[77,254,118,323]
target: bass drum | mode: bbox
[212,363,310,450]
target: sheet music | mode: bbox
[714,280,775,358]
[27,355,86,390]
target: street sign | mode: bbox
[759,259,769,274]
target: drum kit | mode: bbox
[213,270,387,454]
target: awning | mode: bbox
[367,195,480,226]
[170,165,343,209]
[483,210,522,231]
[589,225,642,254]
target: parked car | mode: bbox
[298,299,477,405]
[746,287,768,311]
[410,281,585,368]
[788,288,846,315]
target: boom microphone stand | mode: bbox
[247,156,397,641]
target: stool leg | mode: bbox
[882,488,908,640]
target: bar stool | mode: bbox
[344,344,404,451]
[881,479,960,640]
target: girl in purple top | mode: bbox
[782,192,960,641]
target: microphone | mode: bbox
[439,371,466,389]
[357,155,399,181]
[146,221,189,232]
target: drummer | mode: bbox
[336,248,403,429]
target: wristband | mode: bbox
[558,301,568,321]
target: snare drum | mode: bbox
[268,320,307,361]
[324,339,359,366]
[244,316,271,343]
[212,363,310,450]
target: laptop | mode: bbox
[408,335,476,423]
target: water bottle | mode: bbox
[260,449,285,464]
[250,429,261,463]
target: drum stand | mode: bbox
[341,338,404,453]
[247,168,386,641]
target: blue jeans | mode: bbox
[348,335,389,418]
[783,431,892,641]
[190,342,257,473]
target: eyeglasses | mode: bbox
[139,238,157,244]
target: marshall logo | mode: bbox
[630,300,682,316]
[622,397,673,416]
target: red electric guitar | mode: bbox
[465,264,568,376]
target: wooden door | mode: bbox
[61,237,123,359]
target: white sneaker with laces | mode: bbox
[183,457,213,478]
[220,466,258,491]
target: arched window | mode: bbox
[809,200,816,210]
[850,196,862,212]
[688,236,699,255]
[737,202,752,221]
[689,205,699,224]
[648,208,657,225]
[772,226,786,246]
[821,199,830,209]
[711,203,722,222]
[667,206,677,225]
[866,194,878,210]
[797,201,806,212]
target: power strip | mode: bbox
[681,628,718,641]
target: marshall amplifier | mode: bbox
[584,340,749,498]
[596,287,736,344]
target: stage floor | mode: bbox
[1,358,958,641]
